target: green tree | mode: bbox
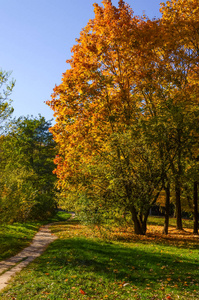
[0,115,57,223]
[0,69,15,133]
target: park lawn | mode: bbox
[0,216,198,300]
[0,211,71,261]
[148,216,194,229]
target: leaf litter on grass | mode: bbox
[0,218,199,299]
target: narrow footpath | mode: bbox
[0,223,57,291]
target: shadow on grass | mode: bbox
[0,212,71,261]
[0,223,42,260]
[52,218,199,250]
[34,236,199,294]
[0,218,199,299]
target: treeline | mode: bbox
[0,71,57,223]
[47,0,199,235]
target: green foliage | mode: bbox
[0,165,37,222]
[0,115,57,223]
[65,128,164,234]
[0,69,15,133]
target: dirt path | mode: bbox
[0,223,57,291]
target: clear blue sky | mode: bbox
[1,0,164,123]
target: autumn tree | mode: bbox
[47,0,167,234]
[47,0,199,234]
[159,0,199,230]
[133,0,199,231]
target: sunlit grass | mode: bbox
[148,215,194,229]
[0,222,43,261]
[0,211,71,261]
[0,216,198,299]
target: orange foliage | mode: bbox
[47,1,163,196]
[47,0,199,224]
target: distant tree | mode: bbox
[0,69,15,133]
[0,115,57,223]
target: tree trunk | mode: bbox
[129,206,144,235]
[174,131,183,230]
[142,209,150,234]
[175,178,183,230]
[193,181,198,235]
[162,183,170,235]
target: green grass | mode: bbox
[148,215,194,229]
[0,217,198,300]
[0,211,71,261]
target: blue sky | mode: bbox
[1,0,164,123]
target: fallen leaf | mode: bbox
[161,266,166,269]
[80,289,86,295]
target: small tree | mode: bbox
[0,69,15,133]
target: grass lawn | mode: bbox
[0,211,71,261]
[0,216,198,299]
